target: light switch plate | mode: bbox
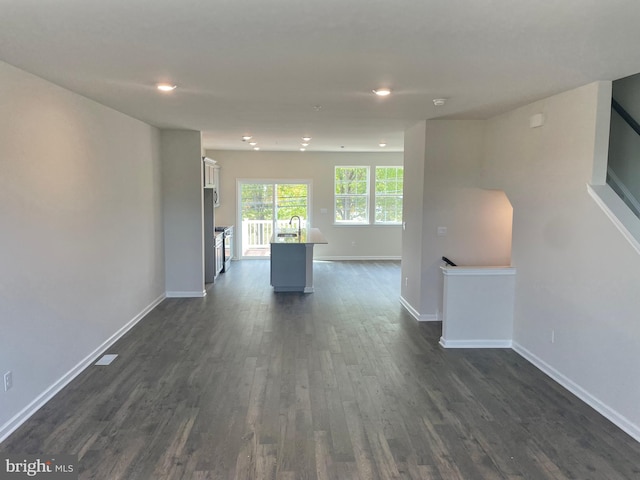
[530,113,545,128]
[4,371,12,392]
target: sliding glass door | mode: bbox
[238,180,310,258]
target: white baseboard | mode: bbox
[399,296,440,322]
[440,338,512,349]
[314,256,401,261]
[0,293,166,444]
[513,341,640,444]
[166,290,206,298]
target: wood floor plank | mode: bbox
[314,430,337,480]
[342,400,380,480]
[326,388,355,463]
[1,260,640,480]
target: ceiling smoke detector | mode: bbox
[433,98,447,106]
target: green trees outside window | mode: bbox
[241,183,308,222]
[335,166,369,223]
[334,166,403,224]
[375,166,403,224]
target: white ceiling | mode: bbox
[2,0,640,152]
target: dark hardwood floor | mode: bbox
[2,260,640,479]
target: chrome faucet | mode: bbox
[289,215,302,237]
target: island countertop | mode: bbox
[270,227,328,245]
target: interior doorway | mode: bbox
[237,180,311,258]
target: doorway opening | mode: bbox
[237,180,311,258]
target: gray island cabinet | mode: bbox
[270,227,328,293]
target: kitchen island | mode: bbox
[270,227,328,293]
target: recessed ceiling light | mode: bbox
[433,98,447,106]
[253,147,260,151]
[300,147,306,152]
[249,141,257,146]
[242,135,253,141]
[379,142,387,147]
[301,143,309,147]
[156,83,177,92]
[302,136,312,142]
[373,88,391,97]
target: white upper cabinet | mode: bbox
[203,157,220,207]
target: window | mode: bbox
[335,166,370,223]
[334,165,404,224]
[375,166,403,224]
[238,180,311,257]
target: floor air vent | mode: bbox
[95,354,118,366]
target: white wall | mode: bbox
[0,61,165,439]
[484,82,640,440]
[400,122,427,314]
[402,81,640,439]
[161,130,205,296]
[402,120,513,320]
[205,150,403,260]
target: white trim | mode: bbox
[513,341,640,444]
[607,168,640,216]
[314,256,401,261]
[587,183,640,256]
[166,290,206,298]
[399,296,440,322]
[0,293,166,444]
[441,266,516,276]
[439,338,512,349]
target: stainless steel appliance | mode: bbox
[215,232,224,278]
[215,225,234,272]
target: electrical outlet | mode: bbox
[351,241,356,247]
[551,330,555,344]
[405,277,408,287]
[4,371,13,392]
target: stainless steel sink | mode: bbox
[277,232,298,238]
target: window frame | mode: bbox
[334,166,370,224]
[374,166,404,225]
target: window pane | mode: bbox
[375,166,403,224]
[375,196,403,223]
[336,196,368,222]
[335,166,370,223]
[276,184,308,221]
[241,183,274,221]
